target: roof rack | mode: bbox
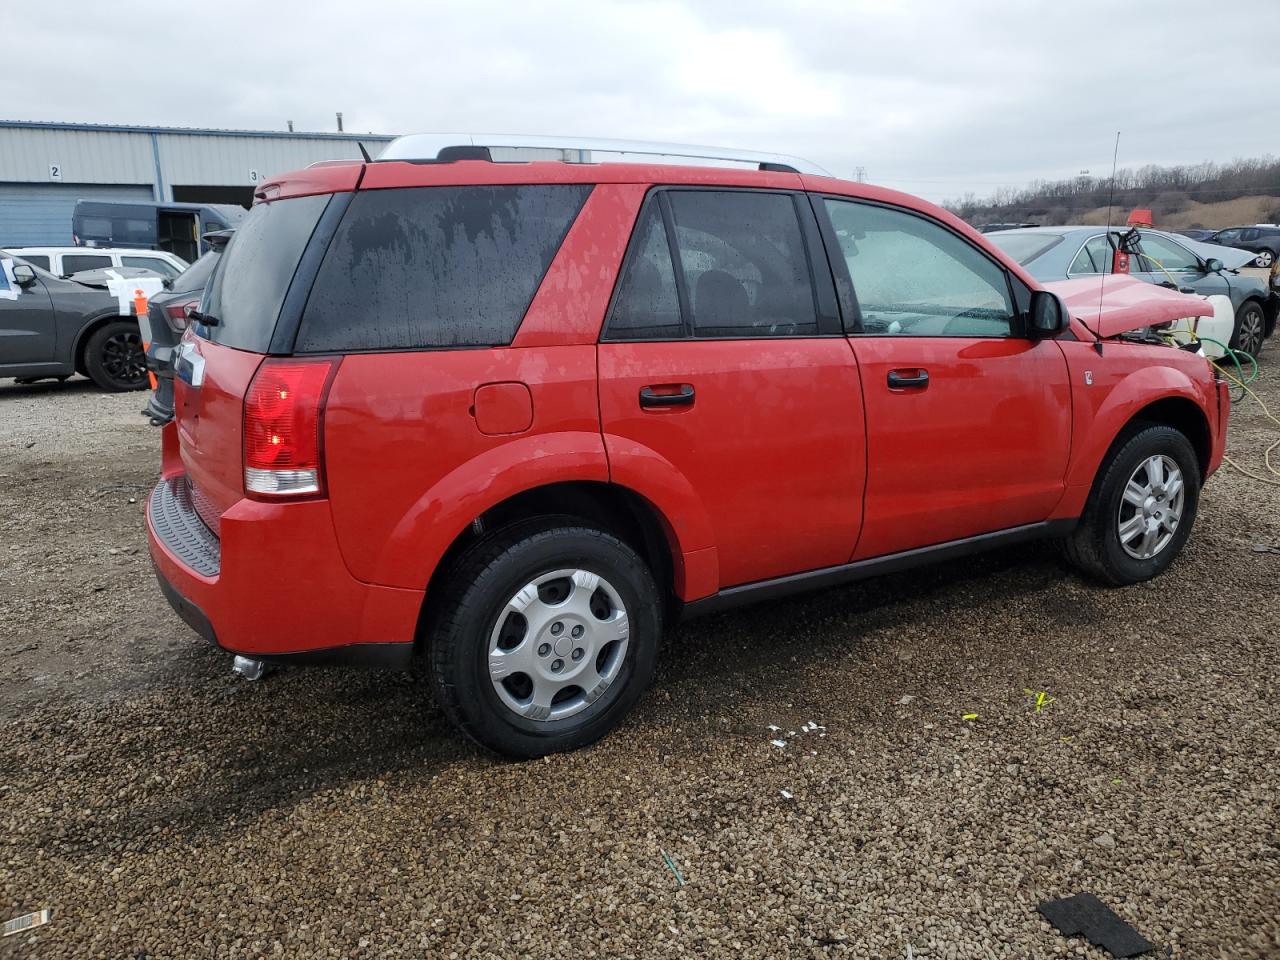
[376,133,832,176]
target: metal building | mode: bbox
[0,120,396,246]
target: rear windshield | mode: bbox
[985,231,1064,265]
[296,184,591,352]
[201,194,328,352]
[170,249,220,294]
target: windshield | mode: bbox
[985,232,1065,265]
[201,195,328,352]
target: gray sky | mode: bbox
[11,0,1279,203]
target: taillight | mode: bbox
[166,300,199,330]
[242,358,339,498]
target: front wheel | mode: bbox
[428,519,661,758]
[1064,425,1201,586]
[84,320,147,392]
[1231,301,1266,358]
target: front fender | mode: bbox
[372,431,609,589]
[1055,348,1214,517]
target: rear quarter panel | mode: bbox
[324,345,607,589]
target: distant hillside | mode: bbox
[948,157,1280,231]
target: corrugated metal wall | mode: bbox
[0,127,154,184]
[0,124,396,246]
[0,182,155,246]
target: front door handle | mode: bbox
[639,384,695,408]
[887,368,929,390]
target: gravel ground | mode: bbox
[1,364,1277,959]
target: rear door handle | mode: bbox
[887,369,929,390]
[639,384,695,408]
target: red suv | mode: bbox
[147,138,1229,757]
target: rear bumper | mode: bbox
[146,469,423,664]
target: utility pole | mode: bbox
[287,120,294,133]
[336,112,344,132]
[855,166,867,183]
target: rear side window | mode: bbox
[62,254,112,274]
[201,194,328,353]
[296,185,591,352]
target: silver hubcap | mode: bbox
[1257,251,1273,267]
[1117,454,1185,560]
[487,568,629,722]
[1239,309,1264,355]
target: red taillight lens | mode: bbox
[242,358,338,498]
[166,300,198,330]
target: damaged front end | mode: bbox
[1043,275,1222,352]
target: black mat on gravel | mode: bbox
[1038,893,1155,957]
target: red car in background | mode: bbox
[147,136,1228,757]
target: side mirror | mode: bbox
[11,264,36,287]
[1028,290,1068,337]
[1205,258,1223,273]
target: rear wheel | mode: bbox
[84,320,147,392]
[1230,301,1266,358]
[1064,425,1201,585]
[1254,250,1274,268]
[428,518,661,758]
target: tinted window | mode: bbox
[123,255,180,278]
[605,203,683,339]
[16,254,50,270]
[79,217,112,239]
[169,250,220,293]
[62,254,112,274]
[202,194,328,352]
[298,185,590,352]
[115,218,154,243]
[825,199,1015,337]
[668,191,817,337]
[986,231,1064,265]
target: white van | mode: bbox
[5,247,188,280]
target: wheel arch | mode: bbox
[415,480,686,649]
[72,310,137,373]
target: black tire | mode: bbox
[428,517,661,759]
[1230,300,1266,359]
[83,320,147,392]
[1064,424,1201,586]
[1253,249,1274,269]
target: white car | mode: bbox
[4,247,187,280]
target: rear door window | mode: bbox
[668,191,818,337]
[201,194,329,353]
[296,184,591,352]
[122,255,181,278]
[605,202,685,340]
[62,254,112,274]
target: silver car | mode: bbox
[987,226,1277,357]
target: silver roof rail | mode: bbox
[377,133,831,176]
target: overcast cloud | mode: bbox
[9,0,1279,203]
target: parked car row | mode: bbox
[4,246,187,279]
[1183,224,1280,268]
[986,225,1277,357]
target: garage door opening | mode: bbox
[171,185,254,208]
